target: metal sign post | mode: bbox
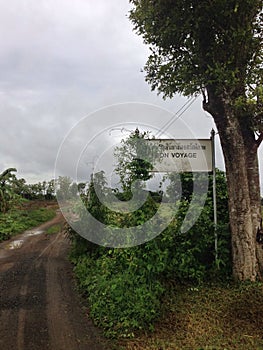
[147,132,218,262]
[211,129,218,261]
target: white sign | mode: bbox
[148,139,212,172]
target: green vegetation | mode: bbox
[66,130,234,340]
[0,167,56,209]
[129,0,263,281]
[73,250,164,339]
[114,128,156,196]
[46,224,62,235]
[0,206,56,242]
[0,166,59,241]
[0,168,20,213]
[19,179,56,200]
[118,282,263,350]
[69,168,231,339]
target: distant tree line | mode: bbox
[0,168,57,213]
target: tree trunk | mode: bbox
[203,88,262,281]
[243,135,263,277]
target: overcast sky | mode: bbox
[0,0,262,191]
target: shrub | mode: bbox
[74,250,164,338]
[69,169,231,337]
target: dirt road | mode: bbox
[0,211,109,350]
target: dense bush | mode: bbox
[74,249,165,338]
[69,169,231,338]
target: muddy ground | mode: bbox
[0,210,110,350]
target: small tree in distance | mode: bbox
[114,128,156,198]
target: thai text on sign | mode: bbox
[148,139,212,172]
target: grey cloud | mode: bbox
[0,0,261,192]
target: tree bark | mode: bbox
[245,145,263,278]
[203,88,262,281]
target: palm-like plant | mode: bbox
[0,168,17,213]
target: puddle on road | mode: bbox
[24,230,44,237]
[6,240,24,250]
[1,229,45,252]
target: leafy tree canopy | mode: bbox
[114,128,156,193]
[130,0,262,132]
[129,1,263,281]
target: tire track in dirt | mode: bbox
[17,272,29,350]
[0,210,109,350]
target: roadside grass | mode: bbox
[0,204,56,242]
[117,282,263,350]
[46,224,62,235]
